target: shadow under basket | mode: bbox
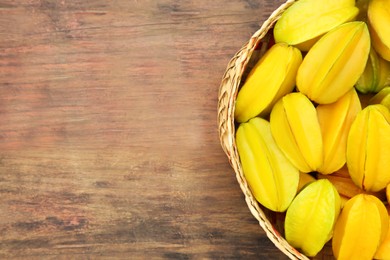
[217,0,335,259]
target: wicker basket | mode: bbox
[217,1,313,259]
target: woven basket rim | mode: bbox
[217,1,310,259]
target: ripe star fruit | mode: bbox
[235,117,299,212]
[285,179,341,257]
[297,21,370,104]
[346,104,390,192]
[374,205,390,259]
[368,0,390,61]
[234,43,302,123]
[316,88,361,174]
[273,0,358,51]
[332,194,388,260]
[270,92,323,173]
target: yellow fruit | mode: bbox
[285,179,341,257]
[368,0,390,61]
[332,194,388,260]
[270,92,323,173]
[234,43,302,123]
[374,214,390,260]
[347,105,390,192]
[236,117,299,212]
[316,89,361,174]
[297,21,370,104]
[274,0,358,51]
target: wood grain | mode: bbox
[0,0,292,259]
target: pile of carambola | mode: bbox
[234,0,390,258]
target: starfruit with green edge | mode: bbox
[368,0,390,61]
[374,205,390,260]
[346,104,390,192]
[356,47,390,94]
[332,194,389,260]
[273,0,358,51]
[234,43,302,123]
[316,89,361,174]
[370,86,390,110]
[270,92,323,173]
[235,117,299,212]
[285,179,341,257]
[297,21,370,104]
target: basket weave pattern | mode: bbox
[217,1,310,259]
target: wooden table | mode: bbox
[0,0,291,259]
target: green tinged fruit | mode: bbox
[234,43,302,123]
[285,179,341,257]
[270,92,323,173]
[236,117,299,212]
[346,104,390,192]
[274,0,358,51]
[297,22,370,104]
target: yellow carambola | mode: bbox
[285,179,341,257]
[236,117,299,212]
[356,48,390,94]
[273,0,358,51]
[270,92,323,173]
[297,21,370,104]
[346,104,390,192]
[316,89,361,174]
[368,0,390,61]
[234,43,302,123]
[375,211,390,260]
[332,194,388,260]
